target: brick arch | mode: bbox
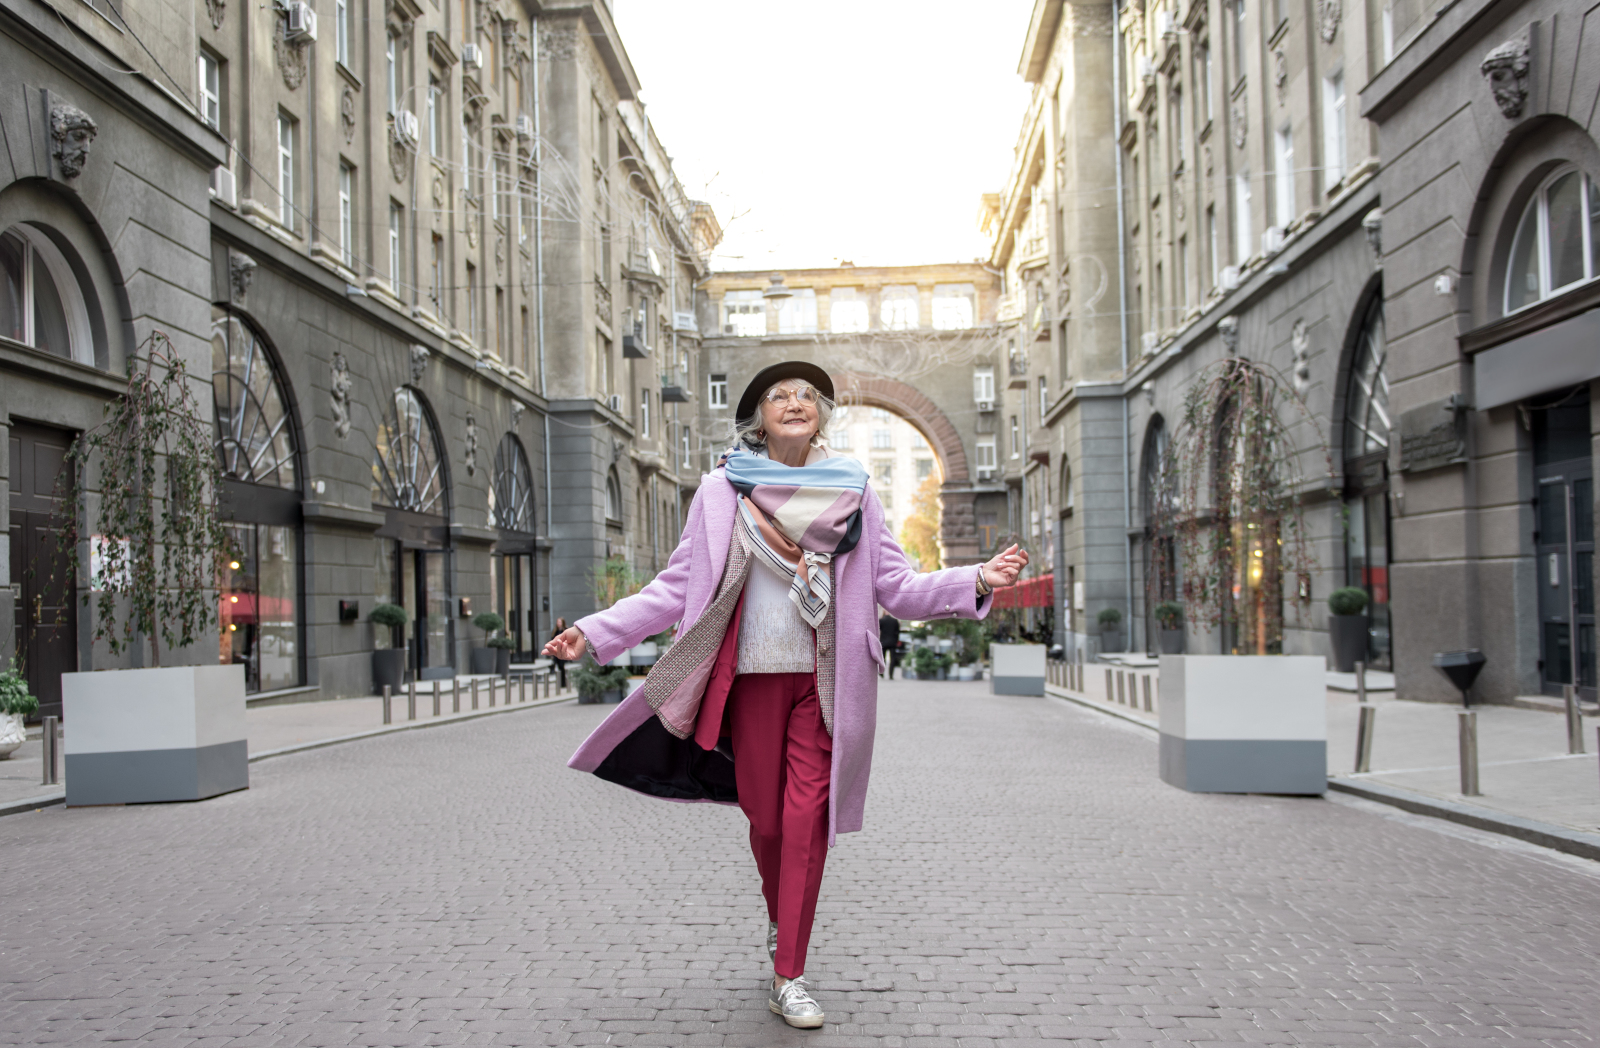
[833,371,970,483]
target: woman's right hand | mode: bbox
[543,626,587,661]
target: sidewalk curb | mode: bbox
[1046,683,1600,863]
[0,792,66,819]
[1327,779,1600,862]
[249,692,578,763]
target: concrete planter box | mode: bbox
[1327,615,1368,672]
[371,648,405,693]
[1098,628,1124,653]
[0,712,25,758]
[628,641,659,668]
[1158,655,1326,795]
[471,648,511,675]
[990,643,1046,695]
[63,664,249,806]
[1159,628,1185,654]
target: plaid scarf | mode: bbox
[721,447,868,629]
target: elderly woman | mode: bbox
[545,362,1026,1028]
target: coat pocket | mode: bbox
[865,629,885,670]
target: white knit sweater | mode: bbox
[736,557,817,674]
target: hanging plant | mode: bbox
[51,332,232,668]
[1150,356,1331,654]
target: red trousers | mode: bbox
[728,672,832,979]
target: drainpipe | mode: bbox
[1112,0,1135,649]
[533,13,554,636]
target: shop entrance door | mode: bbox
[493,553,536,660]
[1532,387,1595,699]
[7,422,77,719]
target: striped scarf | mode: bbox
[722,447,868,629]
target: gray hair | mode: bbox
[731,381,836,451]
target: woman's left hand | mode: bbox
[981,544,1029,589]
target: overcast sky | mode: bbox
[612,0,1038,272]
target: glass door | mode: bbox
[1536,474,1596,698]
[420,550,451,676]
[494,553,535,660]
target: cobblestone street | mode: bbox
[1,681,1596,1047]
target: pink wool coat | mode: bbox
[568,465,991,845]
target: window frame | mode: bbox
[389,200,404,290]
[0,224,95,365]
[1502,165,1599,315]
[1322,72,1346,192]
[277,113,296,229]
[338,162,355,268]
[708,372,728,408]
[198,50,221,130]
[335,0,350,67]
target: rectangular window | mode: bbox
[932,283,976,329]
[1232,0,1248,85]
[916,458,934,481]
[722,289,765,337]
[520,305,529,373]
[1274,126,1294,228]
[494,153,510,224]
[708,373,728,408]
[335,0,350,66]
[1010,415,1020,458]
[976,440,997,471]
[495,287,505,359]
[776,287,818,334]
[1382,2,1394,63]
[639,388,650,437]
[833,428,851,450]
[873,461,894,485]
[389,202,404,289]
[518,180,531,244]
[277,113,295,228]
[872,429,894,450]
[1178,235,1190,308]
[427,81,441,157]
[386,34,398,115]
[1207,205,1219,288]
[461,115,474,194]
[1322,72,1346,191]
[879,285,919,330]
[430,234,444,311]
[338,162,354,267]
[1234,171,1252,264]
[1038,375,1048,421]
[1169,87,1185,167]
[198,51,221,130]
[681,426,691,468]
[911,429,928,450]
[829,287,869,332]
[466,261,478,344]
[1197,44,1213,122]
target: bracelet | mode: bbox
[975,569,992,596]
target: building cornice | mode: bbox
[1358,0,1518,123]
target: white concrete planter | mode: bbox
[1158,655,1326,795]
[956,665,977,681]
[63,664,248,806]
[990,643,1046,695]
[0,712,25,759]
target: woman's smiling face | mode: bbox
[758,381,820,444]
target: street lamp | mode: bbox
[761,272,793,303]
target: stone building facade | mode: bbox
[1,0,716,713]
[697,265,1004,567]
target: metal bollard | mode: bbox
[433,680,441,717]
[1142,674,1153,712]
[1105,668,1113,703]
[1354,660,1367,705]
[1564,685,1586,755]
[1354,704,1377,773]
[41,715,60,786]
[1116,670,1126,705]
[382,685,392,725]
[471,678,479,710]
[407,681,417,721]
[488,677,496,708]
[1458,709,1481,796]
[452,680,461,714]
[520,675,527,704]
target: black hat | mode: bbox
[734,361,835,423]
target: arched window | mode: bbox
[1141,418,1177,614]
[604,468,623,524]
[212,310,297,488]
[1504,166,1600,314]
[488,433,535,534]
[372,387,446,515]
[1343,295,1389,458]
[0,224,93,363]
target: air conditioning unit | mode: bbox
[283,1,317,42]
[977,468,995,482]
[1261,226,1286,255]
[392,109,420,146]
[1219,265,1241,290]
[975,399,994,413]
[210,165,237,208]
[607,393,622,413]
[461,43,485,70]
[514,114,534,139]
[673,310,697,333]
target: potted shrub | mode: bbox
[0,662,38,760]
[53,332,248,806]
[370,602,409,692]
[1154,601,1185,655]
[1097,607,1125,653]
[1148,355,1330,795]
[574,660,632,705]
[470,611,508,675]
[955,648,979,681]
[910,646,939,681]
[486,632,517,674]
[1326,587,1370,673]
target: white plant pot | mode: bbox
[1158,655,1326,795]
[990,643,1046,695]
[0,712,25,759]
[956,665,976,681]
[62,664,249,806]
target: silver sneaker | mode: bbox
[766,921,778,961]
[769,976,824,1029]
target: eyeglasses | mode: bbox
[763,385,817,407]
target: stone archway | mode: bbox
[834,371,981,565]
